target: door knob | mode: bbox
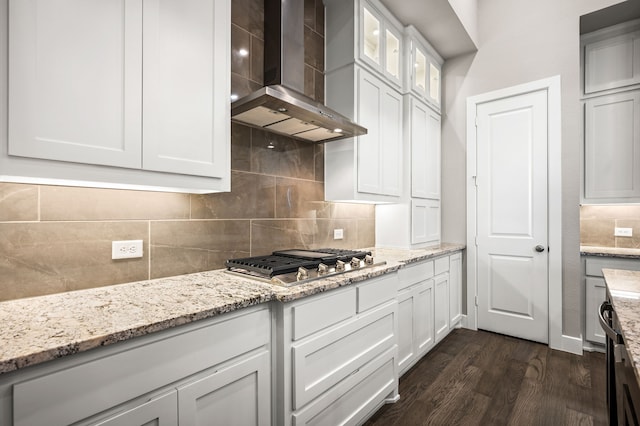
[535,245,545,252]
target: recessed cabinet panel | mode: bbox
[585,30,640,94]
[143,0,229,178]
[434,273,450,343]
[430,64,441,104]
[584,91,640,200]
[410,99,441,199]
[411,199,440,245]
[92,391,177,426]
[357,68,403,197]
[585,277,606,345]
[8,0,143,168]
[414,48,428,92]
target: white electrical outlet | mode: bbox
[333,229,344,240]
[614,227,633,237]
[112,240,144,259]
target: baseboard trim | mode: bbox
[554,334,583,355]
[583,341,606,353]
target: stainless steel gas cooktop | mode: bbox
[225,248,386,286]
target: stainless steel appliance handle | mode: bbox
[599,301,623,344]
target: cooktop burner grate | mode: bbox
[225,248,372,278]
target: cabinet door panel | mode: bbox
[415,279,435,354]
[411,199,440,245]
[177,351,270,426]
[585,30,640,93]
[143,0,230,177]
[8,0,142,168]
[411,99,441,199]
[585,91,640,200]
[449,253,462,326]
[91,391,177,426]
[357,70,383,194]
[379,86,403,196]
[397,291,415,371]
[434,273,450,343]
[585,277,606,345]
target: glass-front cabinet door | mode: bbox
[384,26,402,87]
[414,46,428,93]
[429,62,441,107]
[361,5,382,69]
[407,27,442,112]
[359,0,403,90]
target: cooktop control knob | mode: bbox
[318,263,329,275]
[350,257,361,269]
[364,255,374,265]
[335,260,346,272]
[296,266,309,281]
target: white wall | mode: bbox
[448,0,478,48]
[441,0,625,338]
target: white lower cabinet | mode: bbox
[275,274,399,426]
[449,252,463,326]
[5,305,271,426]
[92,391,178,426]
[583,255,640,345]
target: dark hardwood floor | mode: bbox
[364,328,607,426]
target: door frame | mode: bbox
[465,76,571,353]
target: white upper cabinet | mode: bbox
[326,0,404,90]
[410,97,441,199]
[404,26,443,111]
[582,21,640,95]
[6,0,230,193]
[584,91,640,201]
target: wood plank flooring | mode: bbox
[364,328,607,426]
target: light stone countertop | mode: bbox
[0,243,465,375]
[602,268,640,384]
[581,245,640,259]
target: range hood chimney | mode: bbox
[231,0,367,143]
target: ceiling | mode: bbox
[379,0,478,59]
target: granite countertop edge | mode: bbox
[581,245,640,259]
[0,243,465,376]
[602,268,640,386]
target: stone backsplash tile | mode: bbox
[231,0,263,40]
[314,219,359,248]
[231,122,252,172]
[275,177,328,219]
[0,183,38,222]
[250,33,264,85]
[357,219,376,248]
[314,145,324,182]
[304,26,324,72]
[231,25,251,78]
[191,171,276,219]
[40,186,190,221]
[0,222,149,301]
[251,219,317,255]
[615,219,640,249]
[150,220,250,278]
[251,130,316,180]
[580,217,615,247]
[231,73,262,100]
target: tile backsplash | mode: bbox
[580,205,640,248]
[0,0,374,301]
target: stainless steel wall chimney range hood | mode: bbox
[231,0,367,143]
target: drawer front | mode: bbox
[397,260,434,291]
[292,287,356,340]
[585,256,640,277]
[13,306,270,426]
[291,301,397,409]
[292,346,397,426]
[434,256,450,275]
[357,273,397,313]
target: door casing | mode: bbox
[465,76,571,353]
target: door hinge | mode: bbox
[475,236,478,246]
[475,116,479,127]
[475,296,478,306]
[472,175,478,187]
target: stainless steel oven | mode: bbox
[599,300,640,425]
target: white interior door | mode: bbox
[475,89,549,344]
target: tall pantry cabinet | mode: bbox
[375,26,444,249]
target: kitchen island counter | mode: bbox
[603,268,640,383]
[0,243,465,375]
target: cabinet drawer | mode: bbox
[397,261,434,291]
[13,306,270,426]
[292,346,397,426]
[357,273,397,312]
[291,301,396,409]
[292,288,356,340]
[434,256,450,275]
[585,256,640,277]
